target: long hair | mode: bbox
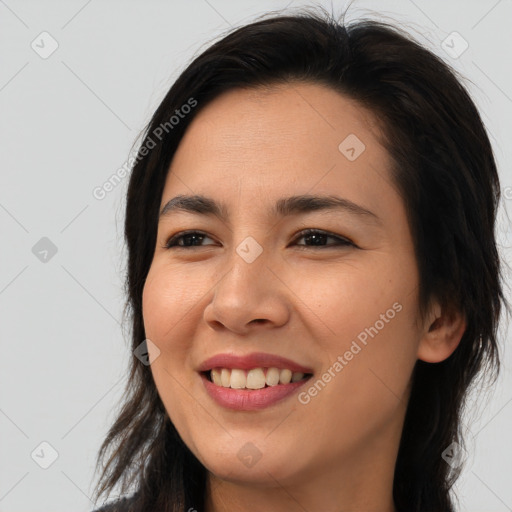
[91,6,509,511]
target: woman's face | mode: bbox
[142,83,431,503]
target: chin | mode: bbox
[197,441,309,488]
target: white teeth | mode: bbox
[220,368,231,387]
[266,367,280,386]
[279,368,292,384]
[230,369,246,389]
[208,367,309,389]
[211,368,222,386]
[246,368,266,389]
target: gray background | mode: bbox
[1,1,511,511]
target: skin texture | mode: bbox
[142,82,466,511]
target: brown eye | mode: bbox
[293,229,355,248]
[163,229,355,250]
[164,231,215,249]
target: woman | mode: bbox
[90,7,508,512]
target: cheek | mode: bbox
[142,271,172,342]
[308,254,420,397]
[142,263,205,343]
[298,298,419,460]
[141,266,205,434]
[297,256,415,340]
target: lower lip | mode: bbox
[200,372,311,411]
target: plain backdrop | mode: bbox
[0,1,511,511]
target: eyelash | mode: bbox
[163,228,355,250]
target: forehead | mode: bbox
[161,83,402,230]
[172,83,384,168]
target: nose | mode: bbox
[203,247,290,335]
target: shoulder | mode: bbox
[91,492,139,512]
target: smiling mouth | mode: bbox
[202,367,313,390]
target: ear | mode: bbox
[417,298,467,363]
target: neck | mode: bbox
[203,430,400,512]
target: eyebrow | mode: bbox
[159,194,382,225]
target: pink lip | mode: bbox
[200,373,312,411]
[197,352,313,373]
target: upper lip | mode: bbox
[197,352,314,374]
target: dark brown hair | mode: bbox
[91,6,509,511]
